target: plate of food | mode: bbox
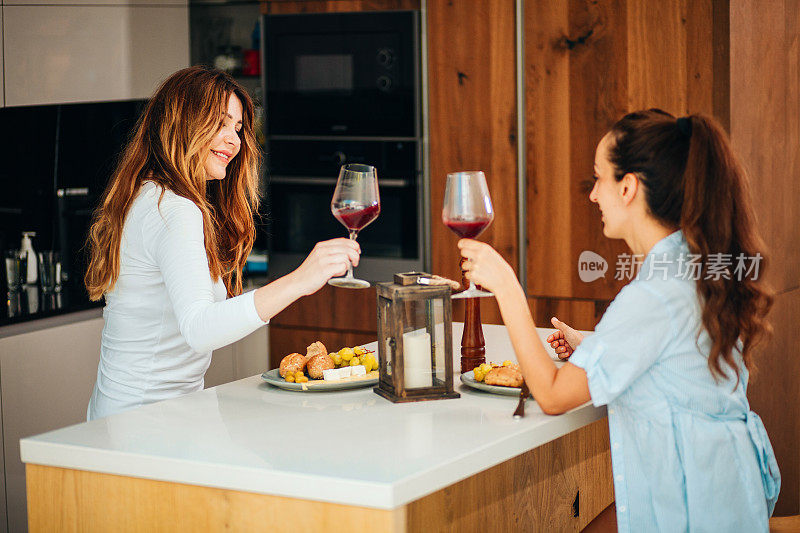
[459,361,532,397]
[262,341,380,392]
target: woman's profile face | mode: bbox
[589,133,628,239]
[204,93,243,181]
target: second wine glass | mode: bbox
[328,164,380,289]
[442,170,494,298]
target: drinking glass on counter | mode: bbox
[442,170,495,298]
[4,250,27,291]
[38,251,62,293]
[328,164,381,289]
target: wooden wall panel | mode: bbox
[427,0,518,283]
[525,0,722,302]
[729,0,800,516]
[525,0,572,298]
[730,0,800,294]
[525,0,629,302]
[453,296,606,333]
[262,0,419,15]
[270,285,377,332]
[748,289,800,516]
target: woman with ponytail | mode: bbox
[84,67,360,420]
[460,109,779,531]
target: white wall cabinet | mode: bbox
[0,316,104,533]
[3,5,189,107]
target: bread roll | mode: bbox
[484,366,524,388]
[279,353,307,378]
[307,353,335,379]
[306,341,327,359]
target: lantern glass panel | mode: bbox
[378,295,393,378]
[430,298,446,385]
[401,299,433,389]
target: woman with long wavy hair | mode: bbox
[84,66,360,420]
[460,110,779,531]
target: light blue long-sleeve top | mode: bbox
[569,231,779,533]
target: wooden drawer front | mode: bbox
[271,286,378,333]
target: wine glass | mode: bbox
[442,171,494,298]
[328,164,381,289]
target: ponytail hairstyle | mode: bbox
[607,109,773,381]
[85,66,261,300]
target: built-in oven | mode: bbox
[264,11,417,137]
[262,10,424,280]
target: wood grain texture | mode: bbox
[748,289,800,516]
[271,285,378,332]
[453,296,606,333]
[263,0,419,15]
[730,0,800,294]
[525,0,723,300]
[427,0,518,283]
[26,464,405,533]
[728,0,800,515]
[405,419,613,532]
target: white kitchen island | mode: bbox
[21,324,612,532]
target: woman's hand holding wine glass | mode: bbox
[443,171,496,298]
[457,238,517,297]
[289,238,361,296]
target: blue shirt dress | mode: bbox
[569,231,780,533]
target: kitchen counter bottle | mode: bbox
[20,231,38,285]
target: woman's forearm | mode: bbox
[493,277,589,414]
[493,279,559,406]
[252,271,307,323]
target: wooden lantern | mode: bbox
[374,272,460,403]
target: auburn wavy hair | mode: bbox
[607,109,773,381]
[85,66,261,300]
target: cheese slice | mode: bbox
[322,368,342,381]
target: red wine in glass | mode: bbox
[333,203,381,232]
[444,217,492,239]
[328,164,380,289]
[442,171,495,298]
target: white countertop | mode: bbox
[20,323,605,509]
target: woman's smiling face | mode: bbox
[204,93,243,180]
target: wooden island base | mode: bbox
[27,419,612,532]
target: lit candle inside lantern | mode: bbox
[403,329,432,388]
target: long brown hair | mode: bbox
[85,66,261,299]
[608,109,773,381]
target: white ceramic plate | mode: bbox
[459,370,532,397]
[261,369,378,392]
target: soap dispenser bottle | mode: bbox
[20,232,38,285]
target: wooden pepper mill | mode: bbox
[459,258,486,373]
